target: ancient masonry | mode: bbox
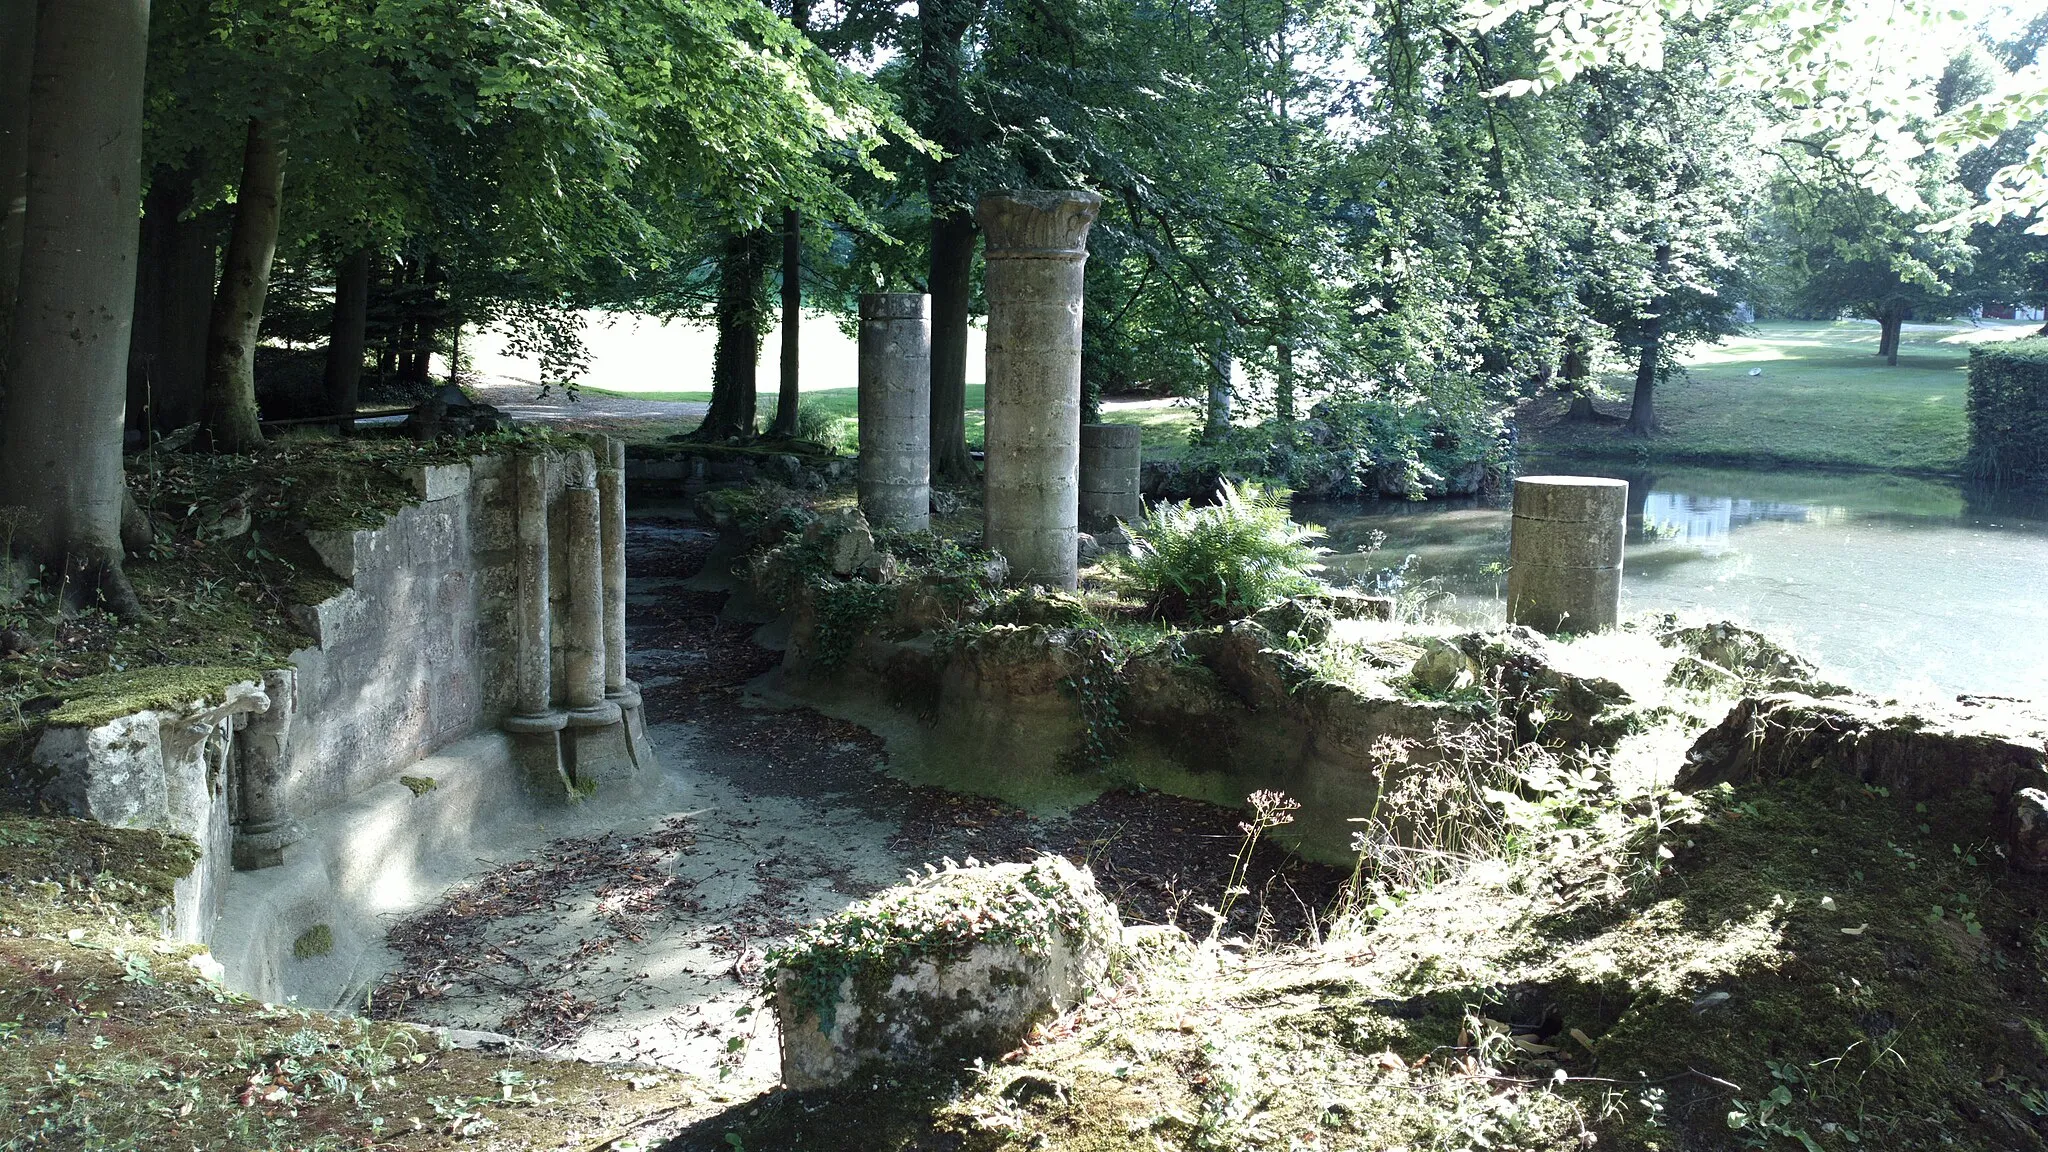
[980,188,1103,589]
[31,437,650,945]
[856,292,933,532]
[1506,475,1627,633]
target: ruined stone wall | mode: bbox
[289,457,526,814]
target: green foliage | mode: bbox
[805,577,897,673]
[1965,337,2048,483]
[1118,481,1328,620]
[1185,390,1509,500]
[793,402,855,456]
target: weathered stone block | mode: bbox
[407,461,472,502]
[771,856,1121,1091]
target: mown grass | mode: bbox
[1527,320,2042,475]
[584,383,1200,459]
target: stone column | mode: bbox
[232,669,303,871]
[857,292,932,532]
[594,434,654,770]
[979,189,1102,588]
[505,452,570,796]
[1506,475,1628,634]
[563,454,619,728]
[1078,423,1141,531]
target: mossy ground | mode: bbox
[690,770,2048,1151]
[0,812,708,1151]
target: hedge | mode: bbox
[1966,338,2048,485]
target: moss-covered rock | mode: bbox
[769,856,1122,1091]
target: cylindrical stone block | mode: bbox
[857,293,932,532]
[1506,475,1628,634]
[1078,423,1141,531]
[506,452,565,730]
[563,473,619,726]
[979,189,1103,588]
[595,435,631,699]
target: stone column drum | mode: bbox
[1078,423,1141,532]
[857,292,932,532]
[1506,475,1628,634]
[979,189,1102,588]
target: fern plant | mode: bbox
[1118,480,1327,620]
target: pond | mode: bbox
[1304,464,2048,701]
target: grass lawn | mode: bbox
[1525,319,2039,475]
[584,382,1201,458]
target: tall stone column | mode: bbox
[505,452,570,795]
[1506,475,1628,634]
[857,292,932,532]
[979,189,1102,588]
[232,668,303,871]
[593,434,654,769]
[1078,423,1141,531]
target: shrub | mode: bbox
[1966,338,2048,485]
[794,400,855,455]
[1118,480,1327,620]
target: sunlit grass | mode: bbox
[1531,319,2041,475]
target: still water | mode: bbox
[1303,464,2048,700]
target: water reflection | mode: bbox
[1302,464,2048,699]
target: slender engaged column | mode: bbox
[1079,423,1141,532]
[595,436,632,701]
[857,293,932,532]
[564,454,620,728]
[979,189,1102,588]
[232,669,303,871]
[1506,476,1628,634]
[505,453,568,734]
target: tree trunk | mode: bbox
[323,246,371,426]
[1625,324,1660,437]
[0,0,150,616]
[125,167,216,439]
[0,0,34,371]
[1880,305,1905,367]
[202,117,285,453]
[1204,335,1233,442]
[694,230,770,441]
[770,206,802,438]
[928,208,977,479]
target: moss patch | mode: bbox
[293,924,334,960]
[399,775,438,797]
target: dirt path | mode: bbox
[471,375,707,429]
[367,513,1342,1120]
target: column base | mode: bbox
[511,728,575,799]
[503,710,569,734]
[566,700,623,728]
[232,819,305,871]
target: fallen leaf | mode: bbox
[1570,1027,1596,1052]
[1842,923,1867,936]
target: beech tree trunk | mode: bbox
[770,206,802,438]
[1877,304,1905,366]
[324,246,371,426]
[203,118,286,453]
[695,230,770,441]
[0,0,150,616]
[0,0,33,369]
[928,209,977,479]
[1204,335,1233,442]
[127,167,214,438]
[1625,245,1670,438]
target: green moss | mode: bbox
[0,811,198,934]
[43,665,267,729]
[293,924,334,960]
[399,775,438,797]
